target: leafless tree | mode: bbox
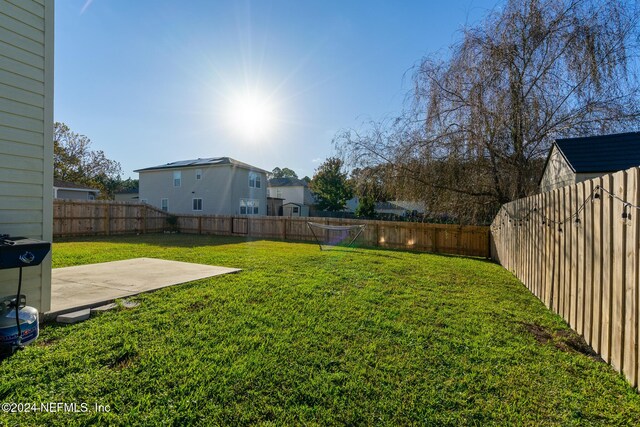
[337,0,640,223]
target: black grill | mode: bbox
[0,235,51,270]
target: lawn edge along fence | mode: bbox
[491,165,640,389]
[53,200,489,257]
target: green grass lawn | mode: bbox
[0,234,639,426]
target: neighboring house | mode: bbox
[267,177,315,216]
[135,157,268,215]
[0,1,54,313]
[53,179,100,200]
[540,132,640,193]
[376,201,426,216]
[114,188,139,202]
[346,198,426,216]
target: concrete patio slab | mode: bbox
[47,258,240,317]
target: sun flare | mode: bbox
[227,93,276,140]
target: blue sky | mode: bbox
[55,0,499,179]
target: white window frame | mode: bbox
[249,172,261,189]
[195,169,202,180]
[161,198,169,212]
[173,171,182,187]
[240,199,259,215]
[192,198,203,211]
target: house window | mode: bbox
[249,172,261,189]
[192,198,203,211]
[173,171,181,187]
[161,198,168,212]
[195,169,202,180]
[88,194,95,200]
[292,206,299,214]
[240,199,259,215]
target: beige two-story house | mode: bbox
[136,157,268,216]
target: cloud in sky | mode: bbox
[312,157,322,163]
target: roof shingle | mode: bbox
[555,132,640,173]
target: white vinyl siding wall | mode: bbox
[0,0,54,312]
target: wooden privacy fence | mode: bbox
[175,215,489,257]
[491,165,640,389]
[53,200,490,257]
[53,199,169,237]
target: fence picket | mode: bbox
[490,166,640,390]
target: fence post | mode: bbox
[433,228,439,253]
[198,216,202,235]
[141,205,147,234]
[104,202,110,236]
[283,218,288,240]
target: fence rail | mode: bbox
[53,200,490,257]
[491,165,640,389]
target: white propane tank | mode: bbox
[0,302,39,347]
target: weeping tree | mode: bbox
[337,0,640,224]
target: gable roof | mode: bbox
[268,177,309,187]
[552,132,640,173]
[53,179,100,192]
[134,157,268,174]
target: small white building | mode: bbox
[53,179,100,200]
[136,157,268,216]
[114,188,139,202]
[540,132,640,193]
[267,177,314,216]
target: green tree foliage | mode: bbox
[310,157,354,211]
[54,122,122,199]
[270,167,298,179]
[355,195,376,218]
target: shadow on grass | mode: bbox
[54,233,263,249]
[55,233,496,263]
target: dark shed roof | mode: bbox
[554,132,640,173]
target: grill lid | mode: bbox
[0,236,51,269]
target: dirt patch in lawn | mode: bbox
[521,322,603,362]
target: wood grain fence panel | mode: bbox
[554,188,561,313]
[584,179,594,346]
[544,191,552,308]
[602,174,614,364]
[575,182,584,333]
[562,186,570,323]
[624,168,638,386]
[612,170,627,373]
[593,176,604,354]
